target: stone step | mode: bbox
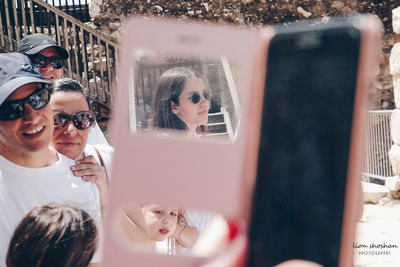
[206,132,229,136]
[362,181,389,204]
[207,122,227,133]
[208,112,224,124]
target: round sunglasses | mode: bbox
[29,55,64,69]
[54,111,95,130]
[0,85,50,121]
[187,90,210,104]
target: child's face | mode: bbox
[143,205,179,241]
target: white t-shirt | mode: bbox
[172,210,215,254]
[185,210,215,235]
[0,152,102,267]
[84,144,114,177]
[87,123,109,145]
[154,237,177,255]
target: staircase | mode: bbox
[207,107,234,139]
[0,0,117,116]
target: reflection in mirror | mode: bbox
[115,204,228,256]
[129,49,241,142]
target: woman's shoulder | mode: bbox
[84,144,114,176]
[84,144,113,166]
[86,143,114,155]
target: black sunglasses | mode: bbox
[0,85,50,121]
[188,90,210,104]
[54,111,95,130]
[29,55,64,69]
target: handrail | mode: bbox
[30,0,118,47]
[221,56,241,130]
[42,0,91,23]
[221,107,234,140]
[363,110,394,183]
[0,0,118,109]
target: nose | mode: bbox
[63,121,78,135]
[22,103,40,123]
[162,216,171,224]
[199,95,209,107]
[40,60,54,71]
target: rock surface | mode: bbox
[391,110,400,146]
[88,0,399,110]
[389,145,400,175]
[362,181,389,204]
[385,176,400,199]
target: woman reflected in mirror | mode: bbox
[150,67,210,138]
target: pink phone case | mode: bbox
[102,16,273,267]
[338,15,382,267]
[247,15,381,267]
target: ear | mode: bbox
[171,101,180,115]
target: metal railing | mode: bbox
[363,110,394,184]
[43,0,90,22]
[221,56,240,133]
[0,0,118,108]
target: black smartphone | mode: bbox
[247,16,379,267]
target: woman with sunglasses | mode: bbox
[50,78,113,212]
[150,67,210,137]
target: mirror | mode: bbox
[103,16,269,266]
[113,204,228,256]
[129,49,241,142]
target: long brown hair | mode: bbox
[150,67,207,134]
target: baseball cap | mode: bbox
[0,53,51,105]
[17,33,69,59]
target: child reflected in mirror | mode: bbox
[121,204,198,255]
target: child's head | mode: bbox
[142,204,186,242]
[6,202,98,267]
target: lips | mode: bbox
[24,125,44,135]
[56,137,81,146]
[198,110,208,115]
[39,72,54,81]
[42,76,54,81]
[22,125,45,138]
[159,228,169,235]
[57,141,80,146]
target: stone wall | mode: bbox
[388,7,400,199]
[89,0,399,110]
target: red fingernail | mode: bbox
[228,219,240,241]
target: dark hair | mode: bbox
[150,67,206,133]
[52,78,91,109]
[6,202,98,267]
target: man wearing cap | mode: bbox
[18,33,109,146]
[17,33,68,81]
[0,53,102,266]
